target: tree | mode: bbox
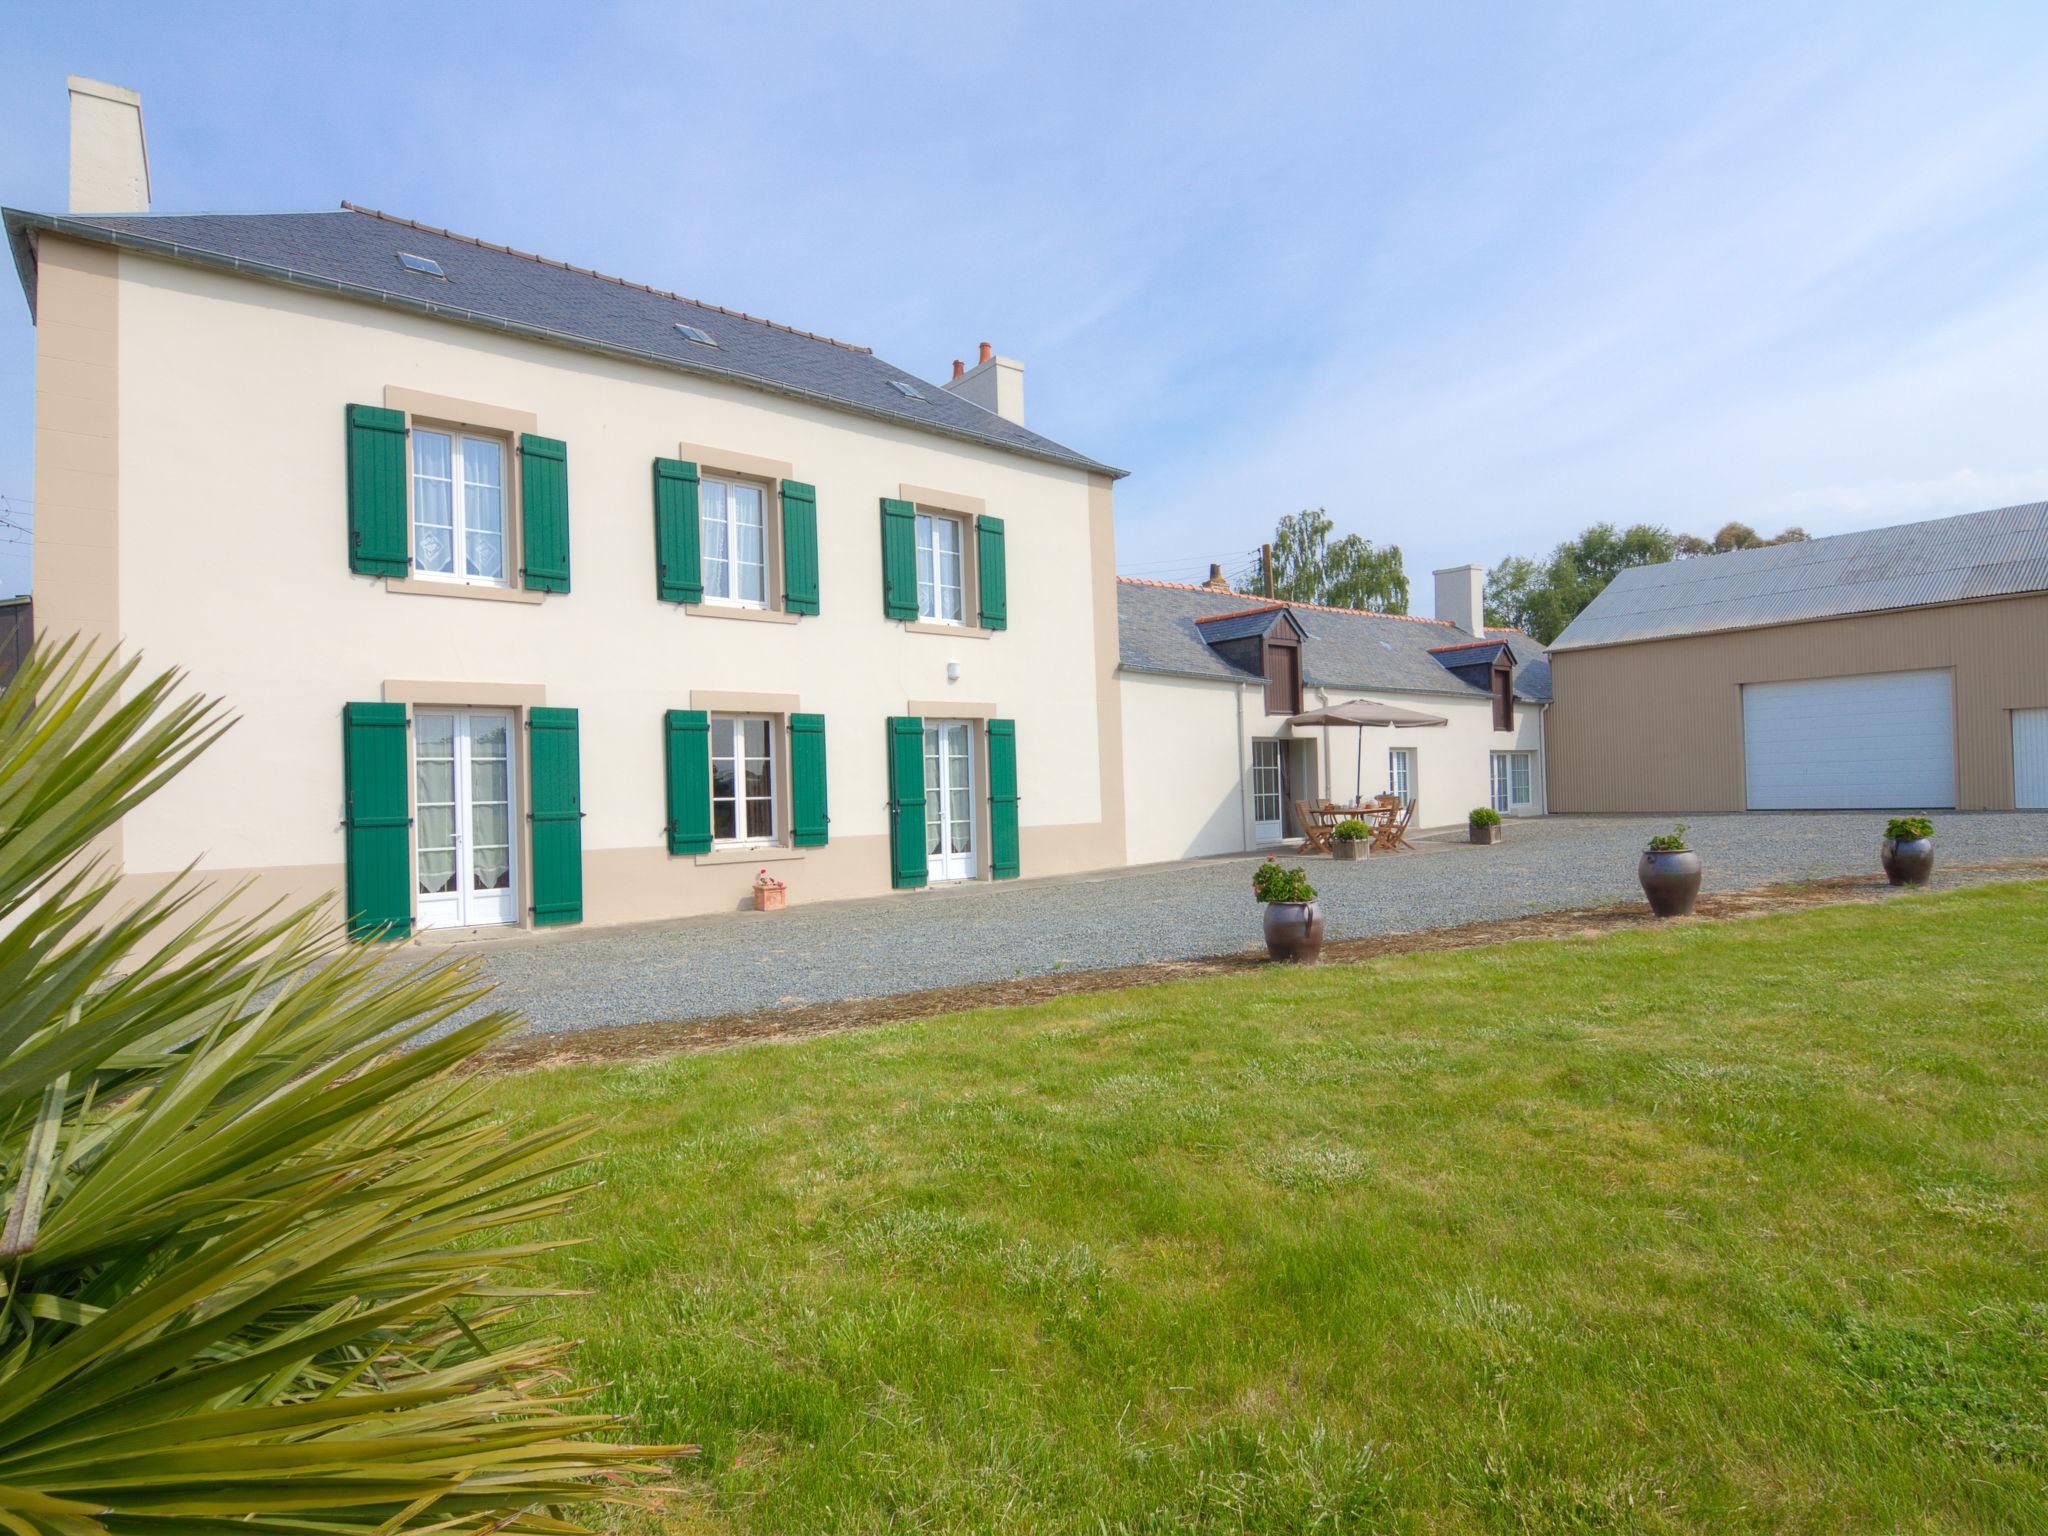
[0,643,683,1531]
[1485,522,1676,642]
[1485,518,1811,642]
[1675,521,1811,557]
[1240,508,1408,613]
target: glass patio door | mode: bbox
[1251,739,1285,842]
[415,710,518,929]
[924,721,976,881]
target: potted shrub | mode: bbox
[753,869,787,912]
[1638,823,1701,917]
[1253,856,1323,962]
[1880,816,1935,886]
[1469,806,1503,845]
[1331,818,1370,860]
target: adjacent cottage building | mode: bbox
[1118,565,1551,864]
[1546,503,2048,812]
[9,78,1128,937]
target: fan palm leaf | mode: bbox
[0,641,687,1534]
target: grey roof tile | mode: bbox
[1551,502,2048,650]
[3,205,1123,478]
[1118,581,1549,701]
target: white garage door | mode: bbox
[2016,709,2048,809]
[1742,671,1954,810]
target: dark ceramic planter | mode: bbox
[1333,838,1365,861]
[1470,823,1502,844]
[1881,836,1934,886]
[1262,900,1325,963]
[1638,849,1702,917]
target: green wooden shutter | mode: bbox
[789,713,829,847]
[520,434,571,593]
[664,709,712,854]
[653,458,702,604]
[987,717,1020,881]
[880,499,918,620]
[346,404,409,576]
[341,702,411,940]
[886,715,926,888]
[782,480,820,615]
[977,515,1008,631]
[527,707,583,925]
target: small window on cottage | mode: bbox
[711,716,776,845]
[916,512,966,624]
[700,474,768,607]
[411,428,507,586]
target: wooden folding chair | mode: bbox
[1373,797,1418,852]
[1294,799,1336,855]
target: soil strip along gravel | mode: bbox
[475,858,2048,1073]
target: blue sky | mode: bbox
[7,3,2048,607]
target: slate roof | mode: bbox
[3,204,1124,479]
[1551,501,2048,650]
[1117,580,1549,702]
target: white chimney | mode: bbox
[1433,564,1485,637]
[943,339,1025,425]
[68,76,150,214]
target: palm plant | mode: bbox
[0,642,682,1534]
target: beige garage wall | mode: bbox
[84,241,1125,928]
[1547,592,2048,812]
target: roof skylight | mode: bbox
[396,252,446,278]
[674,322,718,347]
[889,380,926,401]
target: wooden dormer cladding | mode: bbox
[1264,619,1303,716]
[1491,648,1515,730]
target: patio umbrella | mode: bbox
[1287,698,1450,803]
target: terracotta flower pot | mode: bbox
[1333,838,1365,861]
[753,884,787,912]
[1470,823,1502,844]
[1880,836,1934,887]
[1262,900,1324,963]
[1638,849,1701,918]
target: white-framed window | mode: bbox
[916,511,966,624]
[1491,751,1534,813]
[412,429,508,586]
[711,715,776,844]
[701,475,769,607]
[1388,747,1415,807]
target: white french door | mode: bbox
[924,721,977,881]
[1251,739,1285,842]
[415,710,518,929]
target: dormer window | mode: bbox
[1492,653,1515,730]
[1264,626,1302,716]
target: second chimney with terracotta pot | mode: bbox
[942,339,1025,425]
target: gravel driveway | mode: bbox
[431,813,2048,1037]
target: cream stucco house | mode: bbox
[10,79,1127,938]
[1117,566,1551,865]
[11,78,1555,942]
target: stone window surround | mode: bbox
[680,441,802,624]
[900,482,994,639]
[688,688,807,865]
[380,386,546,605]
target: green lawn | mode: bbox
[483,883,2048,1534]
